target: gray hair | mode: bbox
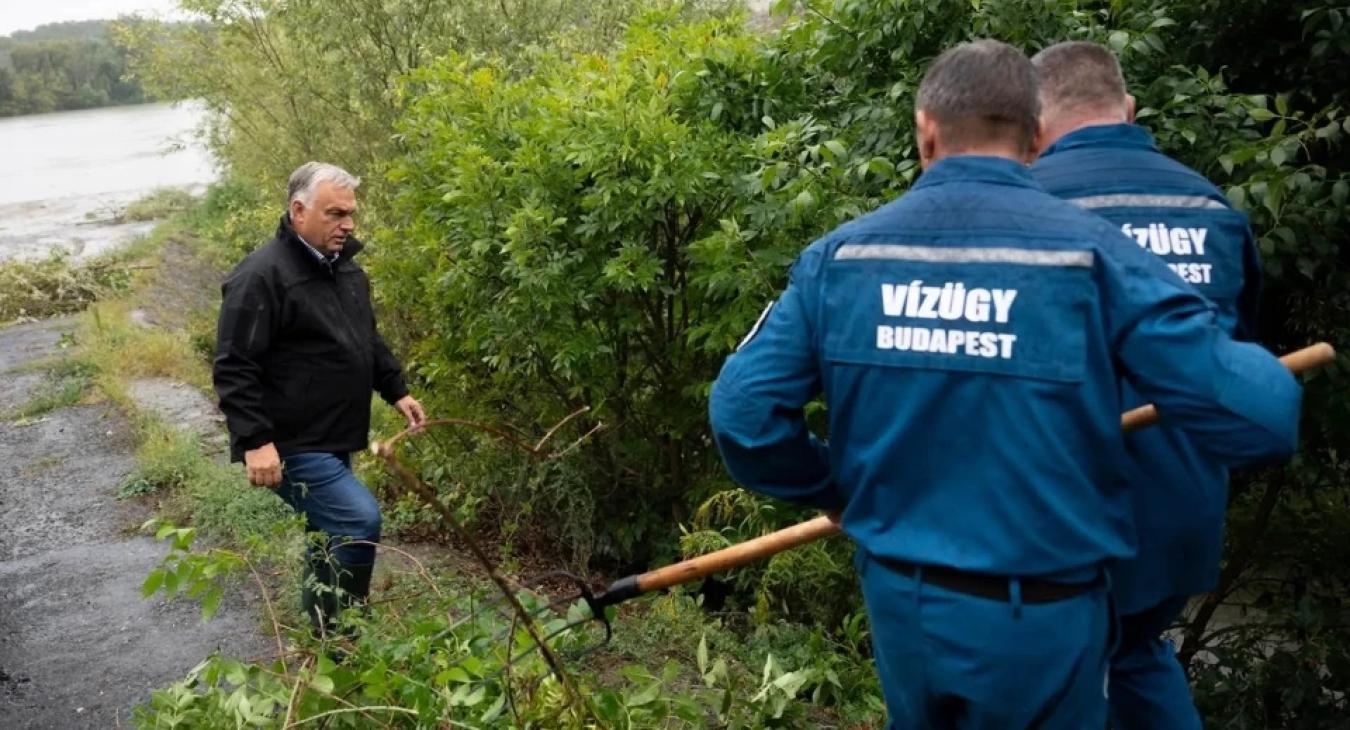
[1031,42,1128,118]
[916,39,1040,154]
[287,161,360,206]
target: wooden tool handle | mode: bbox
[1274,341,1337,374]
[1119,342,1336,432]
[632,515,841,594]
[615,341,1336,601]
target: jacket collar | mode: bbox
[910,155,1039,191]
[276,214,364,265]
[1039,123,1158,158]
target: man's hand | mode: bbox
[244,443,282,488]
[395,395,427,431]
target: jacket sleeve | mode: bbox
[1097,228,1300,465]
[709,249,840,510]
[213,269,277,452]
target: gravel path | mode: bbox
[0,318,269,729]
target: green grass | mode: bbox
[118,188,198,223]
[122,418,295,541]
[80,299,213,392]
[5,373,90,421]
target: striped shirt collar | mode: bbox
[296,233,340,265]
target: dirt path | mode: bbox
[0,318,269,729]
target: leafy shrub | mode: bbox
[0,253,133,323]
[176,177,276,267]
[378,14,871,566]
[681,490,858,627]
[119,187,198,222]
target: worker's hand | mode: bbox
[244,443,282,488]
[395,395,427,431]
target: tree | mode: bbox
[0,22,150,116]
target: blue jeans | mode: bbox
[1108,596,1201,730]
[275,452,381,566]
[858,551,1114,729]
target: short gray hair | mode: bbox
[287,161,360,206]
[916,39,1039,154]
[1031,42,1128,118]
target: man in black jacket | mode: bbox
[213,161,425,638]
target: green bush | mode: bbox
[0,253,133,324]
[381,19,764,564]
[378,2,1350,721]
[377,8,927,565]
[119,187,198,222]
[176,177,276,267]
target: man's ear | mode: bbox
[916,110,938,169]
[1125,94,1137,123]
[1025,118,1048,163]
[289,198,305,223]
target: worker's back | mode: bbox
[708,39,1302,730]
[1032,122,1263,612]
[714,155,1297,581]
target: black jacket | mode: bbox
[213,215,409,461]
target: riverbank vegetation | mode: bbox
[0,191,196,324]
[0,254,132,323]
[119,187,199,223]
[96,0,1350,726]
[0,20,151,116]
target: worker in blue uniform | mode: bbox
[708,39,1301,729]
[1029,41,1265,730]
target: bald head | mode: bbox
[915,39,1040,166]
[1032,42,1135,147]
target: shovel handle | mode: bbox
[625,514,841,596]
[617,341,1336,601]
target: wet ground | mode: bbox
[0,195,162,261]
[0,318,268,729]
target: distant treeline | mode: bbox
[0,20,149,116]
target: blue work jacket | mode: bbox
[1033,123,1264,613]
[709,155,1300,579]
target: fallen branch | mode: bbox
[369,407,606,718]
[347,539,443,600]
[284,705,417,727]
[241,552,290,679]
[282,655,313,727]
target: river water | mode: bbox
[0,101,215,261]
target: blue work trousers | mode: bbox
[275,451,382,566]
[1108,596,1201,730]
[858,551,1114,729]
